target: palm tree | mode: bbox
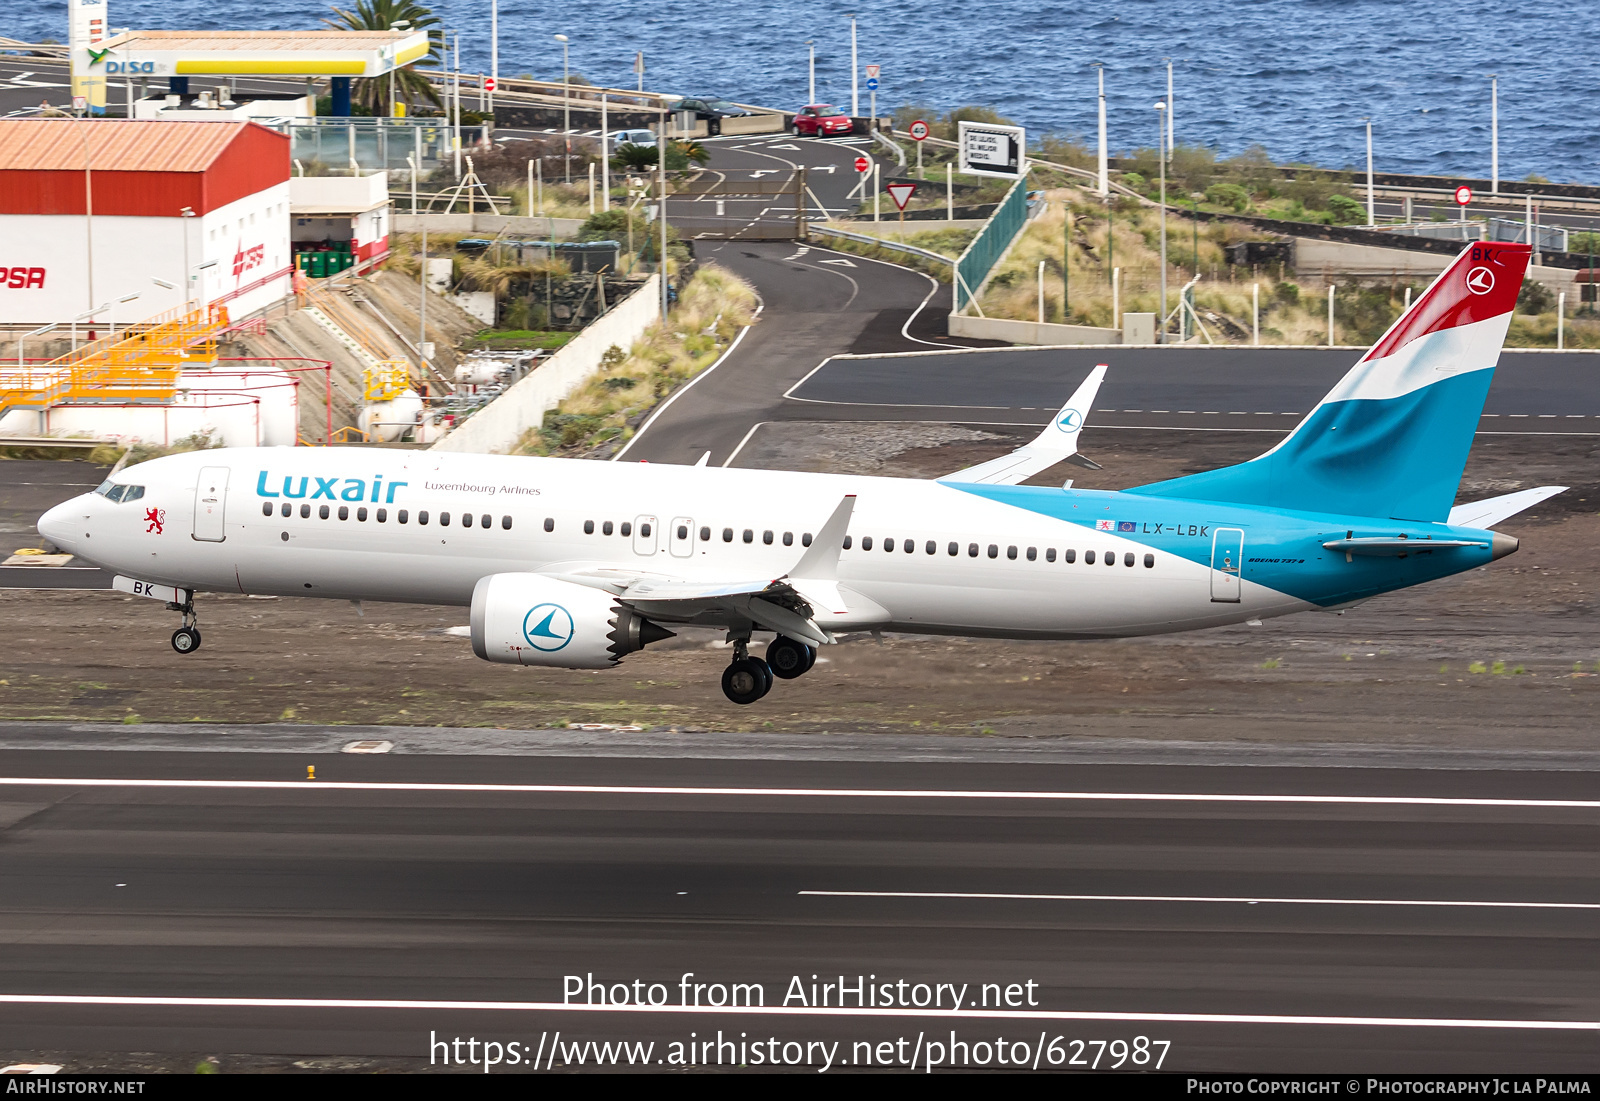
[324,0,442,116]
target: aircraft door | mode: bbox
[633,514,658,556]
[1210,527,1244,602]
[669,516,694,558]
[193,466,230,542]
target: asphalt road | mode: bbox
[1,731,1596,1071]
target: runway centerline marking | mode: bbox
[0,994,1592,1031]
[1,777,1598,809]
[800,890,1600,911]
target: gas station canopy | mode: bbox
[93,29,430,78]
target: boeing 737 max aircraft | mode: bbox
[39,242,1562,704]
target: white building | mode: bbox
[0,118,293,329]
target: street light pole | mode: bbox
[1365,118,1375,227]
[1156,101,1167,344]
[807,41,815,104]
[1165,59,1174,159]
[1094,63,1108,198]
[452,32,461,181]
[848,14,858,117]
[555,34,571,183]
[1489,74,1499,195]
[490,0,498,116]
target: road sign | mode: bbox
[484,77,497,92]
[865,78,879,91]
[885,182,917,211]
[908,120,930,142]
[865,64,880,80]
[958,120,1026,180]
[1455,185,1473,206]
[854,156,871,174]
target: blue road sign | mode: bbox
[865,78,880,91]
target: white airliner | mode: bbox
[40,242,1561,704]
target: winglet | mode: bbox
[1447,486,1566,529]
[790,494,855,582]
[941,364,1107,485]
[694,451,711,467]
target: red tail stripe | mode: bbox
[1361,243,1530,362]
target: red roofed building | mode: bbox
[0,118,292,325]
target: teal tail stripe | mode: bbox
[1132,370,1494,523]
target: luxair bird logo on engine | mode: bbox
[523,604,575,652]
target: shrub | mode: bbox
[1518,278,1554,315]
[1274,282,1301,306]
[1205,182,1251,212]
[1327,194,1365,224]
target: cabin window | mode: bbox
[502,515,512,530]
[1105,552,1116,567]
[843,535,853,550]
[1144,553,1155,568]
[338,506,349,520]
[620,521,632,537]
[440,512,451,527]
[543,517,554,532]
[319,505,331,520]
[677,524,689,540]
[783,532,793,546]
[802,533,813,547]
[1026,546,1037,561]
[357,507,368,522]
[584,520,595,534]
[742,529,753,543]
[1064,548,1075,563]
[968,543,979,557]
[481,514,492,528]
[1045,548,1056,562]
[988,544,999,559]
[723,527,734,542]
[640,522,652,537]
[262,502,273,517]
[398,510,409,524]
[281,503,292,518]
[700,526,711,541]
[377,509,388,522]
[763,530,773,545]
[418,511,429,525]
[1124,552,1135,567]
[1006,545,1017,560]
[862,536,874,551]
[1084,549,1095,564]
[301,504,311,518]
[947,542,958,556]
[603,521,614,536]
[927,540,937,555]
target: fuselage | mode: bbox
[39,447,1505,641]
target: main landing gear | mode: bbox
[166,597,202,654]
[720,635,818,705]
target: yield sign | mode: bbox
[885,182,917,211]
[865,64,881,80]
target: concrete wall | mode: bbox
[948,314,1121,345]
[392,213,586,238]
[290,173,388,213]
[718,113,785,136]
[431,274,662,455]
[1293,237,1452,279]
[833,219,991,238]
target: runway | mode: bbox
[1,732,1596,1071]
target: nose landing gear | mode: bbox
[166,598,202,654]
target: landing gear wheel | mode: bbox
[171,626,202,654]
[766,636,817,679]
[722,657,773,705]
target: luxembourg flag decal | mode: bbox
[1096,519,1116,531]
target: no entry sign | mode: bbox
[484,77,497,92]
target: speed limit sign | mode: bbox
[854,155,871,173]
[908,119,930,142]
[1454,185,1473,206]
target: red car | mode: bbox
[793,104,853,137]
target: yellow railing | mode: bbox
[363,360,411,403]
[330,426,369,444]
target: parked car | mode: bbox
[608,128,657,150]
[793,104,853,137]
[673,96,752,136]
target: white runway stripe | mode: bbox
[0,994,1592,1031]
[800,890,1600,911]
[1,777,1598,809]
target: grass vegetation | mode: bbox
[514,263,758,458]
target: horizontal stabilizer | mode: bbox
[942,364,1106,485]
[1447,486,1566,529]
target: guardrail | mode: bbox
[809,224,957,269]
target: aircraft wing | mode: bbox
[941,364,1106,485]
[540,496,868,647]
[1447,486,1566,529]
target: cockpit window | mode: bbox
[97,483,144,503]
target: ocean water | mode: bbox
[16,0,1600,182]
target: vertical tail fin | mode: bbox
[1134,242,1531,521]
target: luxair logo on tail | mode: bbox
[255,472,408,503]
[1132,242,1532,523]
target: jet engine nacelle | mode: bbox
[470,572,674,669]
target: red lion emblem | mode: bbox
[144,507,165,534]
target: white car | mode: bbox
[609,129,657,150]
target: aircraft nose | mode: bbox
[37,499,82,552]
